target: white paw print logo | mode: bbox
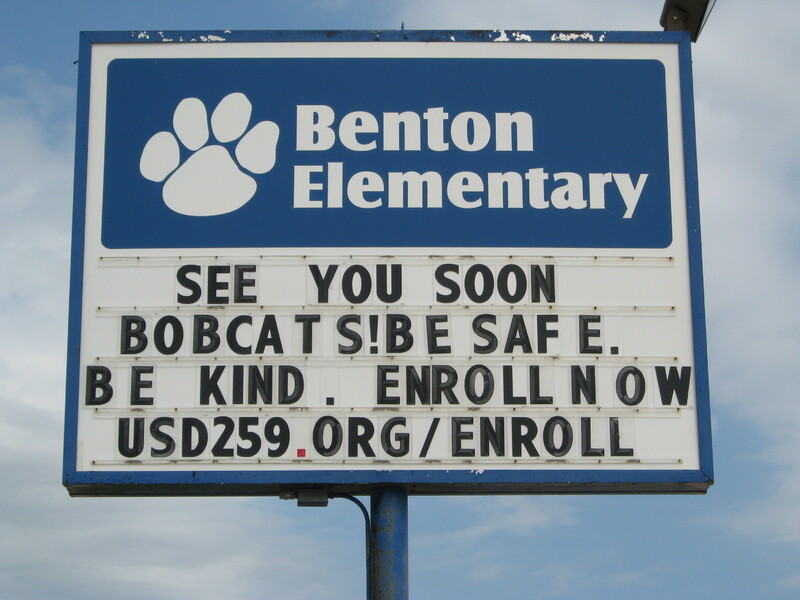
[139,92,279,216]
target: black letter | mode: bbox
[348,417,376,457]
[581,417,604,457]
[231,365,244,405]
[207,265,230,304]
[536,314,559,354]
[150,417,175,458]
[295,314,320,354]
[497,264,526,303]
[531,264,555,303]
[121,316,147,354]
[465,365,493,405]
[571,365,596,405]
[434,264,460,303]
[309,265,338,303]
[579,315,602,354]
[118,418,144,458]
[313,416,342,457]
[433,365,458,404]
[211,416,235,457]
[655,366,692,406]
[265,418,290,457]
[193,315,220,354]
[503,365,525,405]
[183,418,208,457]
[543,416,572,457]
[511,417,539,457]
[237,417,262,457]
[377,365,400,404]
[504,315,533,353]
[248,366,273,404]
[610,417,634,456]
[382,418,409,457]
[530,365,553,404]
[176,264,202,304]
[386,314,413,353]
[233,265,257,303]
[426,315,451,354]
[86,366,113,405]
[337,315,362,354]
[472,314,498,354]
[616,366,645,406]
[406,366,430,405]
[452,417,475,457]
[200,365,226,405]
[419,418,440,458]
[480,417,505,457]
[227,315,252,355]
[254,315,284,354]
[342,265,371,303]
[154,315,184,355]
[464,264,493,303]
[376,264,402,303]
[278,366,303,404]
[130,365,154,405]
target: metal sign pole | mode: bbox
[370,487,409,600]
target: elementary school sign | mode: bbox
[63,30,713,496]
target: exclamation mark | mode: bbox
[369,314,379,354]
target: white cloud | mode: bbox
[778,572,800,591]
[688,1,800,545]
[3,4,800,598]
[444,496,577,542]
[0,64,369,600]
[0,66,74,412]
[413,496,577,586]
[388,0,656,31]
[380,0,800,587]
[0,398,365,599]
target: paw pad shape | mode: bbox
[139,93,279,216]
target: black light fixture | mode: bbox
[660,0,717,41]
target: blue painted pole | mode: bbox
[370,487,409,600]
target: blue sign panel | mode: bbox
[101,56,670,249]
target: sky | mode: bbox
[1,0,799,598]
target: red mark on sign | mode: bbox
[297,449,306,458]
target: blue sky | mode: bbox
[1,1,799,598]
